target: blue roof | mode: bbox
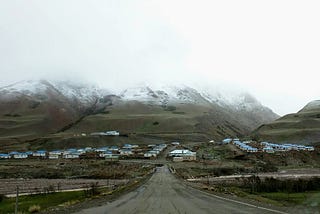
[264,147,273,150]
[9,151,19,155]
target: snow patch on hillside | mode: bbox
[0,80,48,96]
[0,80,272,113]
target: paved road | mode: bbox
[75,166,286,214]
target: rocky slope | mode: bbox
[253,100,320,145]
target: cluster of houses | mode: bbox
[0,143,168,160]
[232,140,258,153]
[168,149,197,162]
[144,144,167,158]
[261,142,315,153]
[222,138,315,153]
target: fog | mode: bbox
[1,1,320,115]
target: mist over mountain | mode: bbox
[0,80,278,146]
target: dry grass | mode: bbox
[28,204,41,213]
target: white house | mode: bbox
[49,150,62,156]
[306,146,315,151]
[63,153,80,159]
[120,149,133,156]
[105,131,120,136]
[48,154,59,159]
[171,142,180,146]
[105,154,119,161]
[13,153,28,159]
[263,147,274,153]
[144,151,157,158]
[169,149,196,161]
[33,150,47,157]
[0,153,10,159]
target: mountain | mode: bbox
[0,80,104,139]
[253,100,320,145]
[0,80,278,148]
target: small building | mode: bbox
[96,147,109,152]
[168,149,196,161]
[99,151,112,158]
[48,154,59,159]
[84,147,93,152]
[263,146,274,153]
[144,151,157,158]
[122,144,134,149]
[171,142,180,146]
[0,153,10,159]
[306,146,315,151]
[33,150,47,157]
[153,146,164,152]
[9,151,19,158]
[246,147,258,153]
[109,146,119,151]
[77,149,86,154]
[105,154,119,161]
[25,151,33,157]
[173,156,184,162]
[105,131,120,136]
[222,138,232,144]
[90,132,106,136]
[63,153,80,159]
[151,150,160,154]
[120,149,133,156]
[13,152,28,159]
[49,150,62,156]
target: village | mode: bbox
[0,131,316,162]
[221,138,315,153]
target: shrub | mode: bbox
[0,194,5,202]
[84,182,100,197]
[28,205,41,213]
[164,106,176,111]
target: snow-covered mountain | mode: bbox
[0,80,275,112]
[118,84,276,116]
[0,80,279,140]
[0,80,104,106]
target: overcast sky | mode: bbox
[0,0,319,115]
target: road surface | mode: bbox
[75,166,286,214]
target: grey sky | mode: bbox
[0,0,319,115]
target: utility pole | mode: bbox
[15,186,19,214]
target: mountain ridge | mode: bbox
[0,80,279,145]
[253,100,320,145]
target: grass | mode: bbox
[0,191,86,214]
[259,191,320,207]
[205,185,320,208]
[0,170,154,213]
